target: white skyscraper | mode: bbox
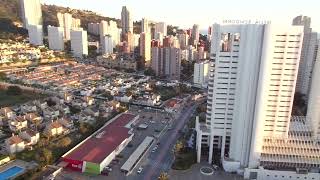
[71,29,88,58]
[28,25,43,46]
[57,13,81,40]
[121,6,133,34]
[20,0,42,28]
[102,35,113,55]
[196,24,309,179]
[293,15,318,97]
[48,26,64,51]
[193,61,210,87]
[141,18,150,33]
[100,20,120,52]
[306,40,320,140]
[140,32,151,65]
[155,22,167,37]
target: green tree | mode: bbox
[59,137,72,147]
[36,148,53,165]
[6,85,22,95]
[174,141,184,154]
[144,68,156,76]
[0,72,7,81]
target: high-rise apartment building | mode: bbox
[100,20,119,53]
[192,24,200,46]
[193,60,210,88]
[48,26,64,51]
[70,29,88,58]
[121,6,133,34]
[140,32,151,65]
[177,32,189,50]
[155,22,167,37]
[20,0,42,28]
[196,24,313,179]
[88,23,100,36]
[57,13,81,40]
[141,18,150,33]
[102,35,113,55]
[306,40,320,141]
[28,25,43,46]
[293,15,318,97]
[151,47,181,80]
[122,32,134,53]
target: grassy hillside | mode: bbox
[0,0,20,21]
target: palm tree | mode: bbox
[158,172,169,180]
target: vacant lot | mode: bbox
[0,89,47,107]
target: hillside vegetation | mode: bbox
[0,0,177,39]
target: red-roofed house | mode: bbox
[45,121,64,136]
[62,113,138,174]
[5,135,25,154]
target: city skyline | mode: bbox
[42,0,320,33]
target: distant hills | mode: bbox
[0,0,178,40]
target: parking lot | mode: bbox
[56,106,172,180]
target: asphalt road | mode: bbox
[132,102,198,180]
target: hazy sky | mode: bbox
[42,0,320,33]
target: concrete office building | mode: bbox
[57,13,81,40]
[28,25,43,46]
[121,6,133,34]
[195,24,318,179]
[193,60,210,88]
[20,0,42,28]
[140,32,151,65]
[293,15,318,97]
[151,47,181,80]
[155,22,167,37]
[70,29,88,58]
[48,26,64,51]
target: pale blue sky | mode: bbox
[42,0,320,32]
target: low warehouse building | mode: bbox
[61,113,138,174]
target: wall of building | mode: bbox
[244,168,320,180]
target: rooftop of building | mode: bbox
[63,113,136,164]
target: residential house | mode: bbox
[20,103,37,114]
[19,130,40,146]
[58,117,73,129]
[9,116,28,132]
[83,96,94,106]
[0,107,15,119]
[45,121,64,137]
[34,100,48,110]
[5,135,25,154]
[64,93,73,103]
[24,113,42,126]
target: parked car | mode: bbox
[137,167,143,174]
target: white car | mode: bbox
[137,167,143,174]
[105,166,112,172]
